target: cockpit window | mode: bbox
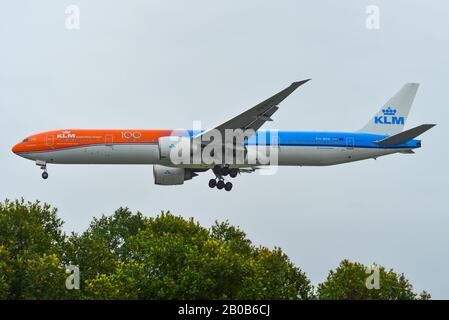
[22,138,29,142]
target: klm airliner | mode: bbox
[12,80,435,191]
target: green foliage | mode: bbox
[317,259,430,300]
[18,253,68,299]
[0,245,12,298]
[84,261,145,299]
[0,199,430,300]
[210,221,253,256]
[84,213,313,299]
[238,247,312,299]
[0,199,67,299]
[62,207,147,291]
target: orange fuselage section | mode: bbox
[12,129,174,154]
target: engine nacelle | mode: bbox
[153,165,197,185]
[158,135,204,165]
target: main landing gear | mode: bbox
[208,165,239,191]
[36,160,48,180]
[208,178,233,191]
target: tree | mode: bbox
[0,199,68,299]
[18,253,68,299]
[317,259,431,300]
[82,213,314,299]
[0,199,431,300]
[84,261,145,299]
[0,245,12,299]
[210,221,311,299]
[62,207,147,294]
[238,247,312,299]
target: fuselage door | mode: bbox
[105,135,113,146]
[46,135,54,147]
[346,137,355,150]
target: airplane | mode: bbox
[11,80,435,191]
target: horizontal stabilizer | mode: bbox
[239,167,259,173]
[375,124,436,146]
[399,149,415,154]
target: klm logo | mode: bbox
[374,107,404,125]
[57,130,76,139]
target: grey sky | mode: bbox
[1,0,448,298]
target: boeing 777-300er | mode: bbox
[12,80,435,191]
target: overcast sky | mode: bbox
[1,0,448,298]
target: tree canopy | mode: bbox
[317,259,430,300]
[0,199,429,300]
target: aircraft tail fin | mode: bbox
[359,83,419,136]
[374,124,436,146]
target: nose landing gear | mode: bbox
[36,160,48,179]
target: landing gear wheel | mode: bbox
[216,180,225,190]
[224,182,233,191]
[42,171,49,180]
[221,166,230,176]
[208,179,217,188]
[229,169,238,178]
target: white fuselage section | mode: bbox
[19,144,402,167]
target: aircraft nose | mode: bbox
[12,142,21,154]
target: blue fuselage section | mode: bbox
[191,130,421,149]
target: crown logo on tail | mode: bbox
[382,107,397,116]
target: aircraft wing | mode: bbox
[194,79,310,143]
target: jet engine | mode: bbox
[153,165,197,185]
[158,136,202,164]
